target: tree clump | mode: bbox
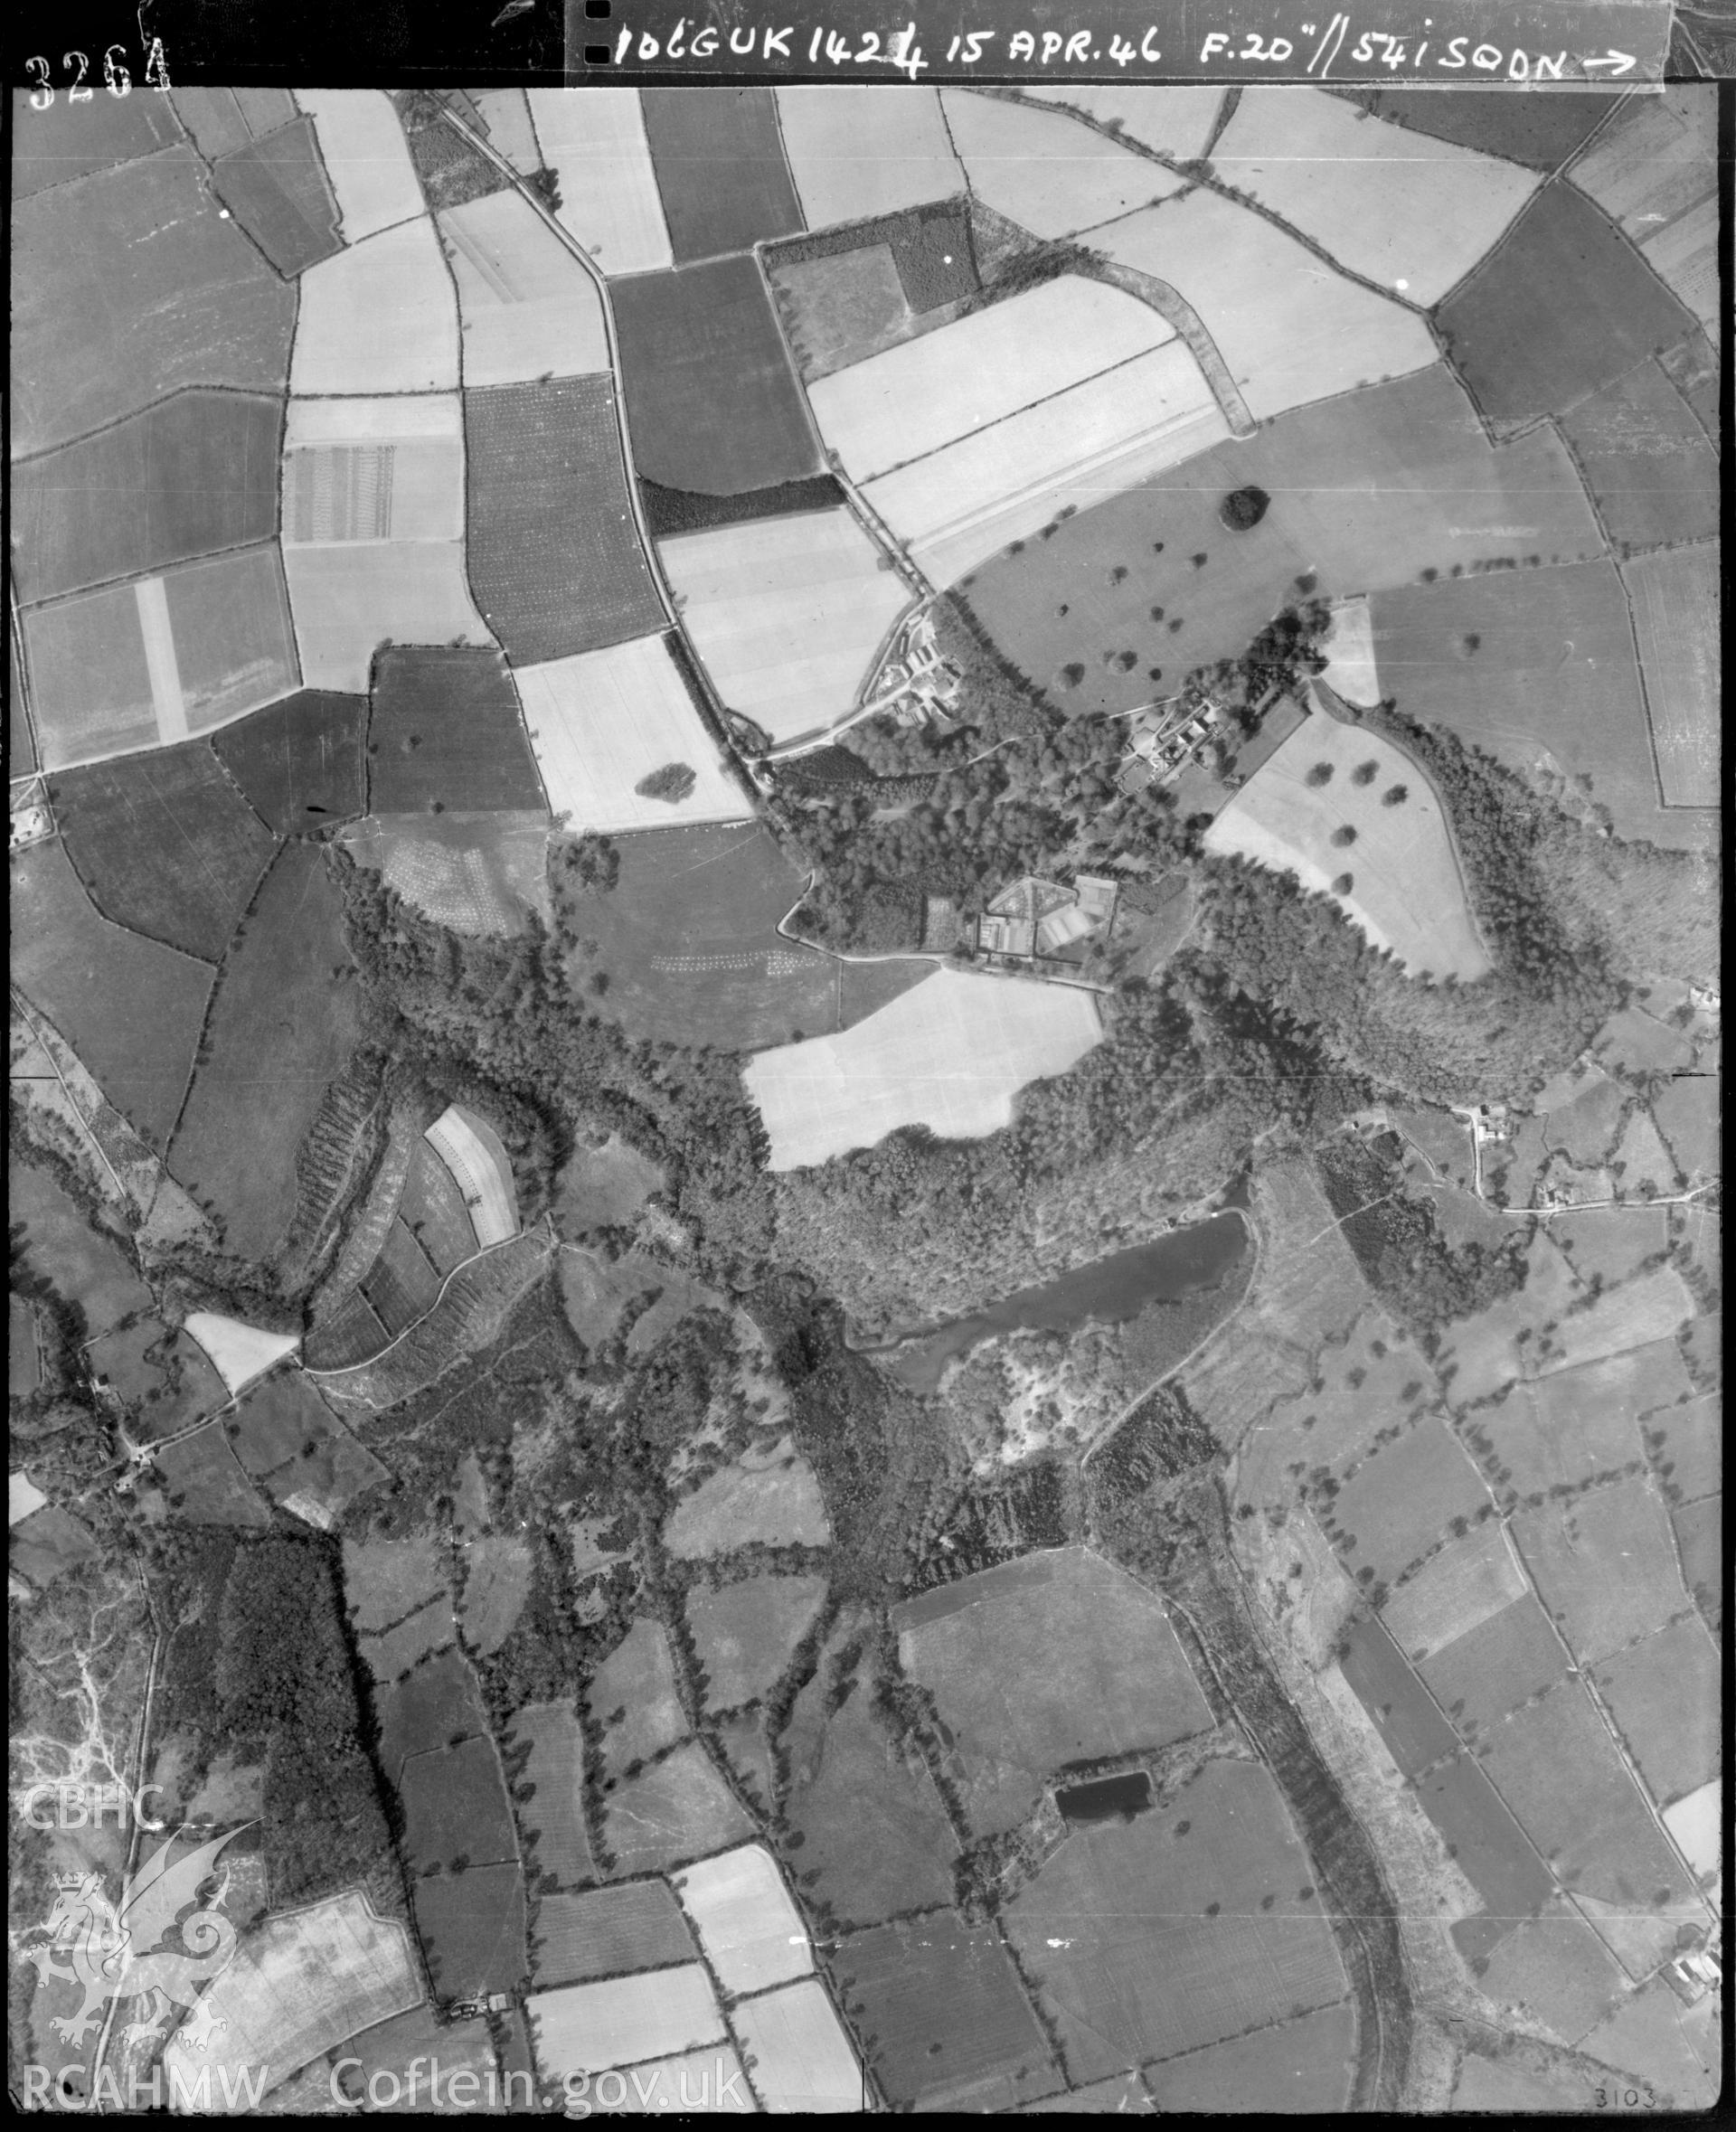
[635,762,697,803]
[1220,486,1270,533]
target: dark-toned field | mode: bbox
[9,1161,152,1337]
[11,840,213,1149]
[614,256,822,496]
[1418,1593,1570,1730]
[1559,359,1721,552]
[374,1649,494,1780]
[397,1140,478,1275]
[211,691,369,831]
[169,88,297,162]
[401,1736,518,1869]
[12,79,186,196]
[560,820,839,1050]
[12,148,297,458]
[530,1882,695,1987]
[1420,1747,1555,1955]
[828,1910,1062,2111]
[11,391,285,605]
[211,117,344,276]
[168,842,360,1263]
[362,1220,444,1335]
[229,1373,387,1521]
[464,376,665,665]
[412,1863,527,2001]
[1338,1616,1457,1778]
[52,741,277,961]
[367,647,547,815]
[1335,87,1617,173]
[1437,181,1698,422]
[640,88,803,264]
[1591,1618,1721,1808]
[505,1700,594,1891]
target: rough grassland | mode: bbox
[9,1162,152,1338]
[602,1743,754,1875]
[461,1535,533,1654]
[12,148,297,458]
[374,1649,494,1781]
[588,1617,686,1776]
[11,840,212,1151]
[169,843,360,1263]
[1143,2001,1357,2112]
[1622,543,1720,810]
[368,646,546,816]
[401,1735,518,1868]
[613,256,822,496]
[1559,359,1720,552]
[665,1434,831,1557]
[343,1533,448,1634]
[688,1573,827,1711]
[52,742,277,962]
[463,376,664,665]
[640,88,802,264]
[348,813,552,939]
[212,692,369,832]
[11,391,284,607]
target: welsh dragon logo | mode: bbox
[22,1826,247,2053]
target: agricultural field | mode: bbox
[167,841,359,1263]
[51,741,277,962]
[464,375,664,665]
[282,392,465,544]
[525,88,673,276]
[640,89,802,262]
[1204,706,1490,982]
[689,1573,826,1710]
[13,80,184,194]
[517,637,747,835]
[413,1861,527,2000]
[1622,542,1720,810]
[361,1591,457,1682]
[1474,1343,1676,1496]
[295,90,423,242]
[613,256,822,496]
[529,1965,724,2079]
[230,1373,387,1524]
[439,189,610,386]
[155,1429,274,1526]
[1476,1900,1628,2045]
[290,218,459,396]
[1381,1523,1524,1664]
[1646,1389,1721,1506]
[894,1548,1212,1834]
[589,1617,688,1775]
[1212,88,1537,302]
[665,1431,831,1557]
[730,1978,865,2111]
[941,87,1184,237]
[1663,1778,1721,1883]
[505,1700,593,1890]
[211,691,368,830]
[602,1744,755,1875]
[1025,82,1224,157]
[661,509,909,748]
[745,968,1102,1172]
[88,1320,230,1443]
[1591,1617,1720,1810]
[1673,1495,1719,1630]
[7,1159,149,1336]
[11,391,284,607]
[12,146,297,459]
[1338,1616,1458,1778]
[1515,1476,1692,1665]
[283,542,493,692]
[1567,87,1719,334]
[765,197,977,381]
[553,1133,663,1236]
[397,1138,483,1274]
[401,1735,518,1869]
[1343,84,1614,171]
[533,1882,695,1990]
[828,1910,1060,2110]
[1415,1593,1569,1733]
[368,646,546,815]
[11,840,213,1149]
[1437,181,1697,422]
[203,117,342,280]
[471,88,542,174]
[775,85,964,230]
[1143,2002,1358,2113]
[347,811,552,938]
[674,1843,811,1995]
[459,1534,532,1653]
[964,361,1599,718]
[186,1313,298,1394]
[1559,359,1720,552]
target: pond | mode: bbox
[1056,1771,1153,1825]
[863,1209,1250,1395]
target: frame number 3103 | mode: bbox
[1595,2087,1658,2110]
[24,42,170,107]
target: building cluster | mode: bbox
[9,779,52,855]
[924,875,1118,962]
[1119,695,1225,788]
[862,607,964,727]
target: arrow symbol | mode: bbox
[1582,51,1637,73]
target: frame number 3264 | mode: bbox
[24,42,171,107]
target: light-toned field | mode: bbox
[439,191,610,386]
[730,1977,863,2113]
[674,1843,813,1995]
[1318,598,1382,708]
[290,217,458,395]
[1662,1778,1720,1880]
[866,341,1231,586]
[589,1617,687,1774]
[1095,193,1439,420]
[1203,706,1491,981]
[283,542,493,692]
[1382,1524,1527,1664]
[343,1533,447,1634]
[776,85,963,230]
[1533,1267,1694,1380]
[1642,195,1719,334]
[1515,1477,1689,1665]
[1622,543,1719,809]
[461,1533,532,1653]
[604,1744,755,1876]
[690,1573,827,1710]
[182,1313,298,1394]
[744,968,1102,1172]
[662,511,908,747]
[526,90,672,275]
[282,392,465,544]
[1143,2002,1357,2113]
[1213,87,1538,305]
[941,88,1184,237]
[295,90,424,241]
[473,89,541,175]
[665,1435,831,1557]
[182,1889,420,2099]
[1450,2051,1597,2114]
[515,636,749,834]
[528,1965,725,2078]
[809,277,1173,481]
[427,1104,517,1246]
[1025,84,1224,161]
[1569,86,1716,243]
[360,1590,457,1681]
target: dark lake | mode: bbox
[1056,1771,1153,1825]
[865,1210,1249,1395]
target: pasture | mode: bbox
[1561,359,1720,552]
[461,1534,532,1653]
[674,1843,811,1995]
[526,88,673,276]
[775,85,964,230]
[368,646,546,815]
[1591,1618,1720,1809]
[413,1861,527,2000]
[212,691,368,830]
[1640,200,1718,338]
[11,391,283,607]
[965,362,1599,719]
[1477,1901,1627,2047]
[52,741,276,962]
[1623,543,1720,810]
[942,88,1182,237]
[12,148,295,459]
[533,1882,696,1988]
[1552,1207,1672,1290]
[1026,82,1224,157]
[283,543,492,692]
[555,1133,663,1235]
[1204,709,1490,981]
[290,219,459,396]
[11,842,212,1149]
[1327,1415,1491,1586]
[588,1618,688,1775]
[230,1374,387,1523]
[689,1573,826,1710]
[439,190,609,386]
[184,1314,298,1393]
[731,1978,865,2112]
[1437,181,1696,422]
[464,376,664,665]
[1096,192,1438,420]
[14,78,184,194]
[1338,1616,1458,1779]
[168,842,360,1264]
[8,1161,151,1335]
[401,1736,519,1868]
[295,90,423,242]
[641,89,801,262]
[894,1547,1212,1835]
[529,1966,724,2079]
[1418,1594,1570,1731]
[209,119,344,277]
[661,509,908,748]
[472,89,541,173]
[613,257,821,496]
[344,1533,448,1632]
[1023,2072,1155,2113]
[829,1911,1059,2110]
[506,1700,594,1891]
[1673,1497,1719,1628]
[1382,1524,1525,1663]
[768,229,965,383]
[282,391,466,545]
[1647,1389,1720,1506]
[665,1432,831,1557]
[89,1321,228,1442]
[155,1432,272,1526]
[1143,2002,1357,2113]
[745,968,1102,1173]
[603,1743,754,1875]
[1568,86,1716,249]
[517,637,746,835]
[1535,1268,1693,1380]
[360,1593,456,1683]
